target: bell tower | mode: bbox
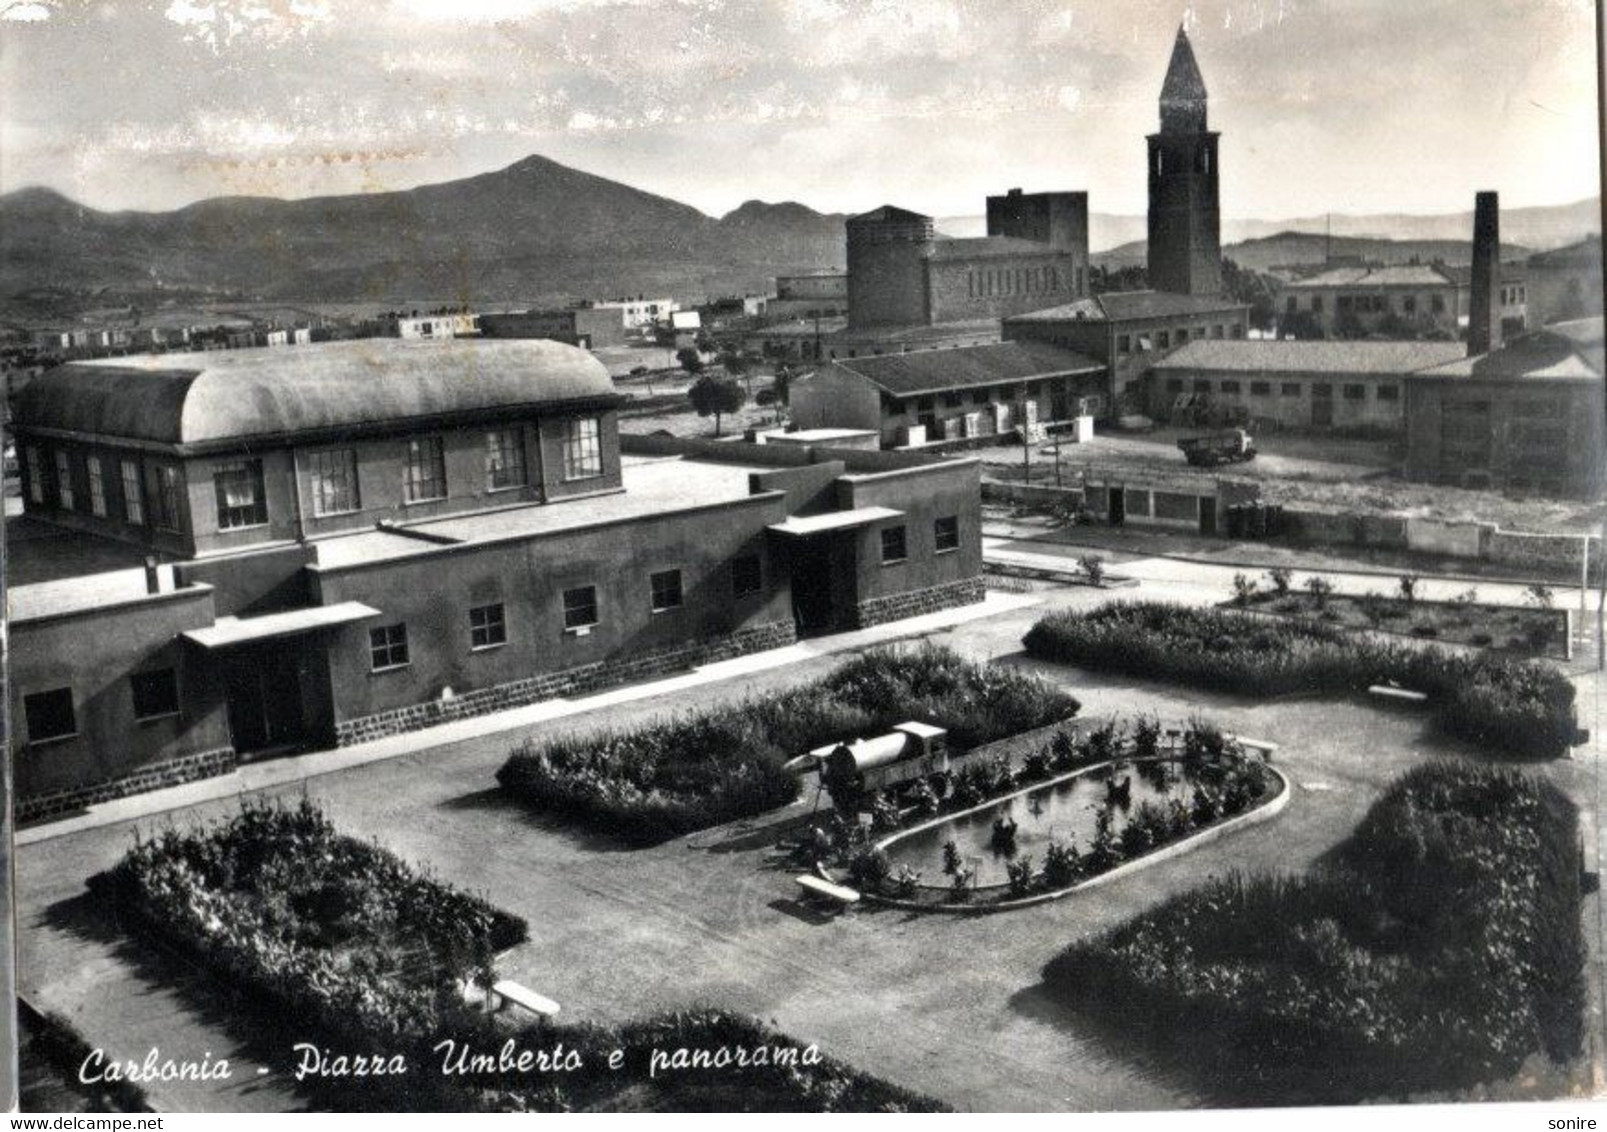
[1147,26,1223,296]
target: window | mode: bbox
[1343,384,1366,401]
[1312,297,1324,314]
[1212,324,1224,339]
[24,446,42,503]
[731,554,763,598]
[213,459,268,529]
[308,449,359,516]
[1220,381,1241,394]
[1403,296,1417,315]
[54,450,74,509]
[1118,335,1131,354]
[1176,328,1189,344]
[121,459,145,525]
[403,437,447,502]
[1158,331,1171,349]
[153,465,182,531]
[1286,297,1298,314]
[130,668,180,721]
[1281,383,1302,397]
[1377,384,1400,402]
[485,429,527,491]
[469,603,507,649]
[562,417,603,480]
[970,389,990,406]
[650,569,683,612]
[880,525,908,564]
[1231,323,1245,338]
[23,687,76,744]
[1193,380,1211,393]
[369,624,410,671]
[1250,381,1271,396]
[86,456,106,516]
[1312,383,1333,400]
[941,392,963,409]
[934,516,960,553]
[1165,378,1184,393]
[563,585,599,630]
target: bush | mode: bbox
[1231,573,1259,607]
[499,643,1079,842]
[1305,576,1334,607]
[1043,763,1585,1102]
[1042,840,1081,888]
[1080,555,1106,586]
[1006,856,1034,897]
[1266,567,1293,597]
[1023,603,1577,759]
[847,846,892,891]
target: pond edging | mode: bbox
[864,760,1291,915]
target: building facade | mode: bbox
[1275,265,1467,338]
[762,273,849,323]
[789,341,1104,447]
[480,307,628,349]
[1526,236,1603,327]
[8,338,985,822]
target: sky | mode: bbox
[0,0,1600,221]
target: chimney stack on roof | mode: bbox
[1468,191,1502,357]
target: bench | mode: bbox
[490,980,561,1018]
[1368,684,1429,705]
[795,874,860,907]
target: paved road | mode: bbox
[15,567,1604,1112]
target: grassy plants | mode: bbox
[1041,762,1585,1103]
[498,644,1080,843]
[1023,602,1577,759]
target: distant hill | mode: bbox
[0,155,847,320]
[1092,231,1536,273]
[942,196,1599,257]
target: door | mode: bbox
[1199,496,1218,537]
[789,537,838,637]
[1109,486,1126,527]
[1311,392,1334,428]
[224,643,308,756]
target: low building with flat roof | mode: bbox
[8,338,984,822]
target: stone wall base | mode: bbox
[334,620,798,747]
[17,747,238,825]
[854,576,986,629]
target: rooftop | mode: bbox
[1152,339,1468,375]
[1007,290,1249,324]
[1286,265,1457,289]
[826,341,1102,397]
[310,455,770,570]
[14,337,618,451]
[928,236,1061,260]
[1412,318,1605,382]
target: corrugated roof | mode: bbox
[826,341,1103,397]
[1152,339,1468,375]
[14,337,618,449]
[1007,291,1248,324]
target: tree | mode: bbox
[772,363,794,406]
[688,375,746,436]
[676,346,704,375]
[719,350,754,394]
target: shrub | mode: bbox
[1305,576,1334,607]
[949,866,974,901]
[1042,840,1081,888]
[1527,584,1556,609]
[1080,555,1107,586]
[1231,572,1259,607]
[498,643,1078,842]
[1042,763,1585,1103]
[847,846,891,891]
[1398,574,1420,604]
[891,865,921,898]
[1006,857,1035,897]
[1022,603,1577,760]
[1020,747,1052,782]
[1266,567,1293,597]
[1411,624,1439,638]
[1048,728,1080,771]
[942,840,962,876]
[1131,715,1162,760]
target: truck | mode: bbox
[1177,428,1257,467]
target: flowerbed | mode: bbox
[832,718,1279,910]
[1042,762,1586,1102]
[91,800,939,1112]
[497,644,1081,844]
[1022,602,1578,759]
[89,797,528,1045]
[1231,588,1568,660]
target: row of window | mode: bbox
[366,556,768,672]
[1286,292,1458,317]
[23,668,179,745]
[26,447,177,529]
[882,517,960,564]
[964,265,1082,301]
[1165,377,1400,402]
[1117,322,1246,355]
[884,385,1045,415]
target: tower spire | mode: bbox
[1159,23,1208,133]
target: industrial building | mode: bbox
[8,337,984,822]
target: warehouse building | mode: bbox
[8,338,984,821]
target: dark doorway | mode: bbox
[1109,486,1126,527]
[1199,496,1218,536]
[223,642,310,757]
[788,535,852,637]
[1311,396,1334,428]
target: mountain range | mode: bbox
[0,151,1597,322]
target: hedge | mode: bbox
[1022,602,1577,759]
[1042,762,1585,1102]
[498,643,1081,843]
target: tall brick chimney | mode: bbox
[1468,191,1502,357]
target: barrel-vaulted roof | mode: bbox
[13,337,619,451]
